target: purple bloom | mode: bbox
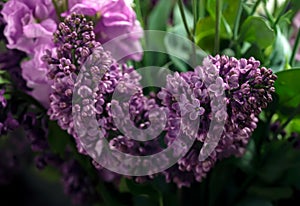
[21,43,54,107]
[0,113,19,136]
[1,0,57,106]
[68,0,143,61]
[157,55,276,187]
[185,97,205,121]
[1,0,56,54]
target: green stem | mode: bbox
[263,3,275,25]
[52,0,62,21]
[250,0,262,15]
[275,104,300,136]
[233,0,243,41]
[290,28,300,66]
[199,0,206,19]
[159,193,164,206]
[273,0,290,28]
[233,174,256,204]
[193,0,198,36]
[134,0,144,28]
[214,0,222,54]
[178,0,193,41]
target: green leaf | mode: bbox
[133,196,158,206]
[291,0,300,11]
[206,0,239,28]
[165,25,207,71]
[281,163,300,190]
[248,186,293,201]
[144,0,173,67]
[243,44,264,62]
[208,161,236,206]
[195,16,230,51]
[125,179,159,199]
[47,120,70,156]
[0,77,10,85]
[258,140,300,183]
[172,4,193,28]
[239,16,275,49]
[274,68,300,116]
[147,0,173,30]
[269,28,292,73]
[286,118,300,134]
[235,139,256,174]
[236,197,273,206]
[119,177,130,193]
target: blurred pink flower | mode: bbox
[1,0,56,107]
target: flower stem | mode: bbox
[199,0,206,19]
[134,0,144,28]
[214,0,222,55]
[290,28,300,66]
[178,0,193,41]
[250,0,262,15]
[263,2,275,25]
[273,0,290,28]
[275,104,300,136]
[233,0,242,41]
[193,0,198,36]
[52,0,63,21]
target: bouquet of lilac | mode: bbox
[0,0,300,205]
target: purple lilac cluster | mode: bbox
[45,12,277,188]
[157,55,277,187]
[45,13,102,139]
[45,12,163,183]
[45,13,143,156]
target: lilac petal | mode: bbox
[189,111,198,120]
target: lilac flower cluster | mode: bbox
[45,13,143,157]
[45,13,102,138]
[45,12,277,188]
[157,55,277,187]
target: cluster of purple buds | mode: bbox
[157,55,277,187]
[44,12,278,188]
[45,13,101,78]
[44,13,103,139]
